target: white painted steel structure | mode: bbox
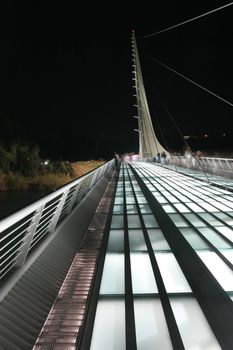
[168,155,233,181]
[131,32,167,158]
[1,161,233,349]
[0,160,113,282]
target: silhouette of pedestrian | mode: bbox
[161,151,166,165]
[156,152,161,163]
[114,152,120,171]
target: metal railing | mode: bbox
[0,160,114,281]
[167,155,233,179]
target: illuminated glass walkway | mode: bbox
[89,162,233,350]
[1,161,233,349]
[165,163,233,191]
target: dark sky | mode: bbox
[0,1,233,160]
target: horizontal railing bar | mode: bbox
[0,240,22,260]
[0,162,108,232]
[34,223,50,237]
[0,230,27,251]
[29,230,50,250]
[0,245,23,267]
[42,199,62,214]
[0,160,113,281]
[0,247,23,268]
[0,261,17,279]
[0,215,34,240]
[37,213,55,229]
[0,221,31,243]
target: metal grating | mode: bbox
[33,174,116,349]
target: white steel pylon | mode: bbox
[131,30,167,158]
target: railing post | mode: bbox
[88,172,98,191]
[47,189,70,232]
[226,160,231,171]
[15,204,45,268]
[64,184,81,215]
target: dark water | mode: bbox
[0,190,48,220]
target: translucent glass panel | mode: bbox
[221,249,233,264]
[216,227,233,243]
[100,254,124,294]
[198,213,222,226]
[134,299,173,350]
[130,253,158,293]
[110,215,123,229]
[148,229,170,251]
[155,253,192,293]
[180,228,209,250]
[170,297,221,350]
[197,251,233,291]
[168,214,189,227]
[155,196,168,204]
[185,202,205,212]
[198,202,219,212]
[129,230,147,251]
[107,230,124,252]
[147,185,155,191]
[183,213,206,227]
[143,215,158,228]
[113,205,124,214]
[113,197,123,204]
[136,195,147,204]
[175,194,190,202]
[128,215,141,228]
[198,227,231,249]
[139,204,152,213]
[209,201,231,211]
[214,212,233,225]
[126,196,136,204]
[90,299,126,350]
[162,204,176,213]
[222,195,233,201]
[222,201,233,208]
[125,189,133,196]
[174,203,190,213]
[127,204,138,213]
[115,189,123,196]
[164,195,178,203]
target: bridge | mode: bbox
[1,30,233,350]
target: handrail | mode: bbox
[0,160,114,280]
[166,155,233,179]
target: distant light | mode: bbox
[132,154,139,161]
[44,160,49,165]
[223,133,226,137]
[204,134,208,138]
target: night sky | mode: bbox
[0,1,233,160]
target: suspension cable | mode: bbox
[156,91,211,183]
[156,93,190,150]
[150,56,233,108]
[141,2,233,39]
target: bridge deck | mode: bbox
[1,161,233,349]
[164,163,233,191]
[89,162,233,350]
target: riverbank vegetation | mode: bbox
[0,144,105,191]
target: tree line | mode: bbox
[0,143,74,177]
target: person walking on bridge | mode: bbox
[114,152,121,171]
[161,151,167,165]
